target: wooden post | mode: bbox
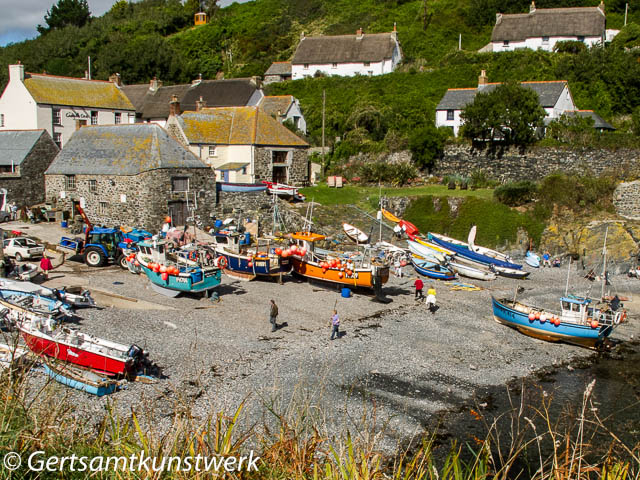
[321,89,326,171]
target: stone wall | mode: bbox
[613,181,640,220]
[0,133,59,208]
[254,147,310,186]
[434,145,640,181]
[45,168,217,232]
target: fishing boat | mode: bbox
[288,232,389,293]
[428,232,523,270]
[492,265,530,279]
[343,223,369,244]
[449,261,496,281]
[381,208,400,223]
[217,182,268,193]
[209,232,291,281]
[492,295,624,349]
[411,256,457,281]
[134,240,222,297]
[18,317,144,377]
[0,343,29,371]
[525,251,540,268]
[0,288,71,321]
[0,278,96,309]
[262,181,306,201]
[407,240,447,264]
[414,237,456,256]
[43,361,124,396]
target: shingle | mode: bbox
[492,7,605,42]
[292,33,398,64]
[178,107,308,147]
[436,81,568,109]
[0,130,45,166]
[45,124,207,176]
[24,74,134,110]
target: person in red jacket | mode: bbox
[40,255,53,281]
[414,277,424,300]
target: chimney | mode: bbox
[9,63,25,82]
[598,1,605,13]
[84,70,89,79]
[196,96,206,111]
[149,76,162,92]
[496,13,502,24]
[300,31,305,40]
[530,1,536,13]
[169,94,181,116]
[191,73,202,85]
[356,27,364,39]
[391,22,398,40]
[250,76,262,89]
[478,70,488,88]
[109,73,122,86]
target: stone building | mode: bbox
[263,62,292,84]
[0,129,59,207]
[166,103,309,185]
[0,64,135,148]
[45,124,216,231]
[258,95,307,134]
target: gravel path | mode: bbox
[7,248,638,453]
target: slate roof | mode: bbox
[566,110,615,130]
[265,62,292,76]
[292,32,398,64]
[23,73,134,110]
[0,130,48,167]
[176,107,308,147]
[121,79,261,120]
[492,6,605,42]
[259,96,294,117]
[436,81,568,110]
[46,124,207,176]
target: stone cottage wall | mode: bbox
[435,145,640,182]
[613,181,640,220]
[254,147,309,186]
[45,168,217,232]
[0,133,59,208]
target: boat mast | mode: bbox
[378,183,382,244]
[564,256,572,296]
[601,226,609,300]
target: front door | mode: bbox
[223,170,230,182]
[168,201,187,227]
[273,166,287,183]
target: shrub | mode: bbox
[554,40,587,53]
[494,181,538,206]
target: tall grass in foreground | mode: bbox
[0,346,638,479]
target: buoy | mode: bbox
[322,267,327,273]
[540,314,547,323]
[159,265,167,273]
[534,312,541,320]
[400,260,407,267]
[290,245,298,253]
[553,317,561,326]
[528,313,535,321]
[281,251,289,258]
[161,272,168,281]
[299,248,307,256]
[134,260,140,267]
[248,261,253,267]
[338,271,344,278]
[275,248,282,256]
[591,319,599,329]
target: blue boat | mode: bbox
[210,232,291,281]
[428,233,523,270]
[411,257,457,281]
[217,182,268,193]
[491,295,624,349]
[135,240,222,297]
[43,362,123,396]
[0,288,71,316]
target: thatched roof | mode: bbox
[292,32,399,64]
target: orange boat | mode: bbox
[288,232,389,293]
[381,208,400,223]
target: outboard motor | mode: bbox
[127,344,144,360]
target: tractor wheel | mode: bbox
[117,253,128,269]
[84,247,106,267]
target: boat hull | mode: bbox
[491,297,611,349]
[217,182,268,193]
[429,233,523,270]
[449,261,496,281]
[43,363,121,396]
[290,257,388,289]
[216,250,291,281]
[141,265,221,294]
[411,259,456,280]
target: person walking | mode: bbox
[269,299,278,332]
[40,255,53,281]
[394,258,403,278]
[330,309,340,340]
[414,277,424,300]
[426,285,437,313]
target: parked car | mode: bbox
[3,237,45,261]
[0,211,10,222]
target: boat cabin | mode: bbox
[209,231,251,254]
[560,296,620,326]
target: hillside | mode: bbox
[1,0,640,150]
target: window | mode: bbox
[503,40,509,47]
[114,112,121,124]
[332,63,338,69]
[88,179,97,192]
[98,202,108,215]
[303,64,309,69]
[65,175,76,190]
[171,176,189,192]
[0,114,4,127]
[53,133,62,149]
[446,109,454,121]
[208,146,217,157]
[368,71,373,76]
[91,111,98,125]
[241,166,247,175]
[272,150,289,164]
[542,36,549,44]
[364,61,370,67]
[577,36,585,42]
[52,108,61,125]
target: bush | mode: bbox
[538,172,617,213]
[554,40,587,54]
[469,170,498,189]
[494,181,538,206]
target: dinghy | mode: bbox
[343,223,369,244]
[449,261,496,281]
[407,240,446,264]
[525,251,540,268]
[411,256,456,281]
[43,361,124,396]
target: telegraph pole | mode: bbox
[321,89,326,171]
[625,3,628,26]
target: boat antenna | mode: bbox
[303,199,314,233]
[601,226,609,300]
[565,255,572,297]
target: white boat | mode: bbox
[449,261,496,281]
[343,223,369,244]
[493,265,530,279]
[0,343,29,371]
[467,226,514,263]
[0,278,96,308]
[407,240,446,264]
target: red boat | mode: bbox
[398,220,419,240]
[19,318,143,377]
[261,181,306,201]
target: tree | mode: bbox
[632,106,640,137]
[460,81,546,150]
[37,0,91,34]
[408,124,448,171]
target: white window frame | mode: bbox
[114,112,121,124]
[88,179,97,192]
[208,146,217,157]
[446,110,454,121]
[65,175,76,190]
[98,201,108,215]
[332,63,338,69]
[54,133,62,149]
[52,108,61,125]
[91,111,98,125]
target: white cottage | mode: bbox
[435,71,577,137]
[291,27,402,80]
[0,64,135,148]
[491,2,607,52]
[258,95,307,134]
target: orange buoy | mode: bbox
[553,317,561,326]
[338,271,344,278]
[159,265,167,273]
[299,248,307,256]
[134,260,140,267]
[275,247,282,255]
[590,319,599,329]
[290,245,298,253]
[161,272,168,281]
[528,313,535,321]
[535,312,541,320]
[248,261,253,267]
